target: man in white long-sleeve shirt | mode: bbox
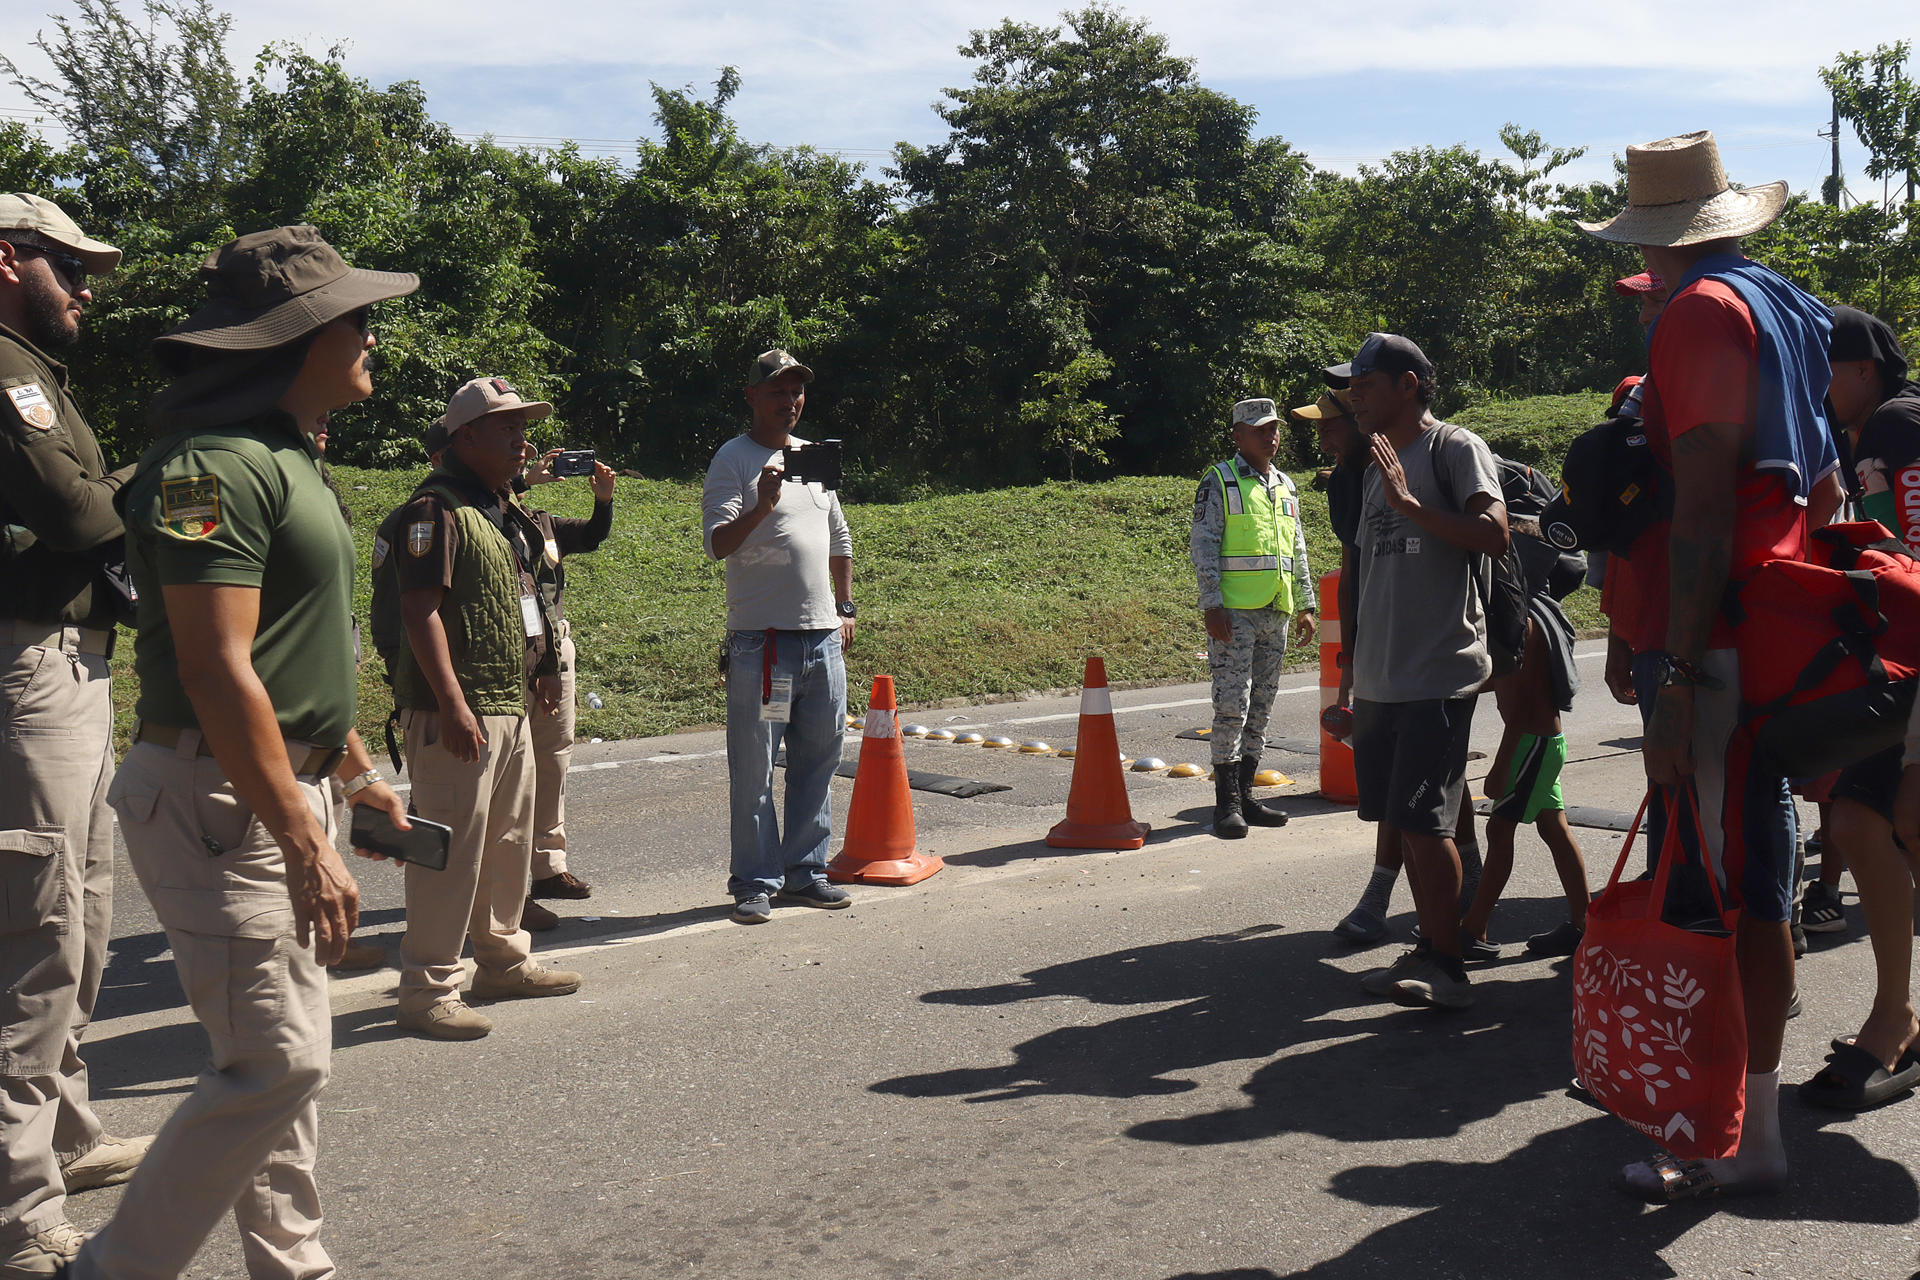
[701,350,858,924]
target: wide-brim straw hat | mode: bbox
[155,225,418,355]
[1577,131,1787,248]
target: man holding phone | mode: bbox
[514,444,618,927]
[386,377,582,1040]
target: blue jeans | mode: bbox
[725,628,846,900]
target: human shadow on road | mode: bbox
[872,917,1576,1130]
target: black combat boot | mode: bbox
[1213,762,1248,840]
[1238,756,1289,827]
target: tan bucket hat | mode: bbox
[1576,131,1787,247]
[425,375,552,454]
[0,193,121,273]
[155,225,418,355]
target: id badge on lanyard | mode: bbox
[519,591,544,639]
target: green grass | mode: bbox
[1451,391,1615,473]
[108,438,1608,750]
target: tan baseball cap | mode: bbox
[427,376,552,452]
[747,348,813,387]
[1290,388,1354,422]
[1231,398,1281,429]
[0,192,121,273]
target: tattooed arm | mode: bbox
[1644,420,1740,785]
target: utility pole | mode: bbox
[1825,93,1843,207]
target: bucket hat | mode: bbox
[0,193,121,273]
[155,225,417,355]
[1576,131,1787,248]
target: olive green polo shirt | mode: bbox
[123,410,358,745]
[0,322,135,628]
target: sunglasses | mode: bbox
[344,305,373,334]
[16,243,88,290]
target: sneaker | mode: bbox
[396,999,494,1040]
[60,1133,152,1193]
[531,871,593,900]
[1332,906,1389,945]
[1525,921,1585,957]
[1390,955,1475,1010]
[1361,942,1431,997]
[1801,881,1846,933]
[774,881,852,910]
[521,897,560,932]
[470,962,583,1001]
[1787,988,1803,1020]
[1,1222,83,1277]
[328,940,387,972]
[1461,934,1501,963]
[731,894,772,924]
[1792,919,1809,958]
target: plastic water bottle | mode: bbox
[586,692,604,710]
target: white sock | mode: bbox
[1701,1069,1786,1187]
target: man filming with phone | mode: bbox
[702,349,857,925]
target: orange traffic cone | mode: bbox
[1046,657,1150,849]
[828,676,943,885]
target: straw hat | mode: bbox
[1577,131,1786,247]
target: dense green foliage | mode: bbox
[7,2,1918,483]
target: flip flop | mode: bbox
[1619,1154,1721,1204]
[1799,1043,1920,1110]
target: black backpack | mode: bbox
[1431,425,1531,678]
[1541,412,1667,558]
[1497,456,1589,602]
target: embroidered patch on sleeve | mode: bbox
[406,520,435,557]
[159,475,221,539]
[371,535,390,569]
[5,382,56,430]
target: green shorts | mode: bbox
[1490,732,1565,824]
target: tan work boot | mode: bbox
[469,962,582,1001]
[1,1221,84,1277]
[396,999,493,1040]
[520,897,559,932]
[60,1133,153,1192]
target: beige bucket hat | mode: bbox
[1576,131,1787,247]
[0,193,121,273]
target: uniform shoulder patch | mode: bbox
[406,521,435,557]
[371,534,390,569]
[159,475,221,539]
[5,382,56,430]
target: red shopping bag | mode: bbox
[1571,788,1746,1159]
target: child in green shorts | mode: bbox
[1461,606,1590,957]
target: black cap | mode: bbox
[1829,305,1908,382]
[1321,362,1352,389]
[1349,332,1434,380]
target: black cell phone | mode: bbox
[349,804,452,871]
[551,449,596,478]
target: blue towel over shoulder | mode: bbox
[1662,253,1839,502]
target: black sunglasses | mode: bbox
[15,243,88,290]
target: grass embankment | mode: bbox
[106,391,1613,750]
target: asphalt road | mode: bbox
[67,643,1920,1278]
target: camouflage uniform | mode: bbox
[1191,459,1315,766]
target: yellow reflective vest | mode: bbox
[1211,458,1299,612]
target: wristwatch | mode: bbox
[341,769,382,799]
[836,600,858,619]
[1652,652,1722,692]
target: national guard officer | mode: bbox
[382,377,582,1040]
[1190,396,1316,839]
[0,193,152,1277]
[77,225,417,1279]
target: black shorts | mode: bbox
[1352,695,1478,838]
[1832,744,1903,824]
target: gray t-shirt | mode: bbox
[1353,422,1503,703]
[702,432,852,631]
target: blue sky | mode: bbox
[1,0,1913,203]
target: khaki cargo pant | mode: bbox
[531,627,576,880]
[0,635,113,1245]
[75,736,334,1280]
[399,710,534,1013]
